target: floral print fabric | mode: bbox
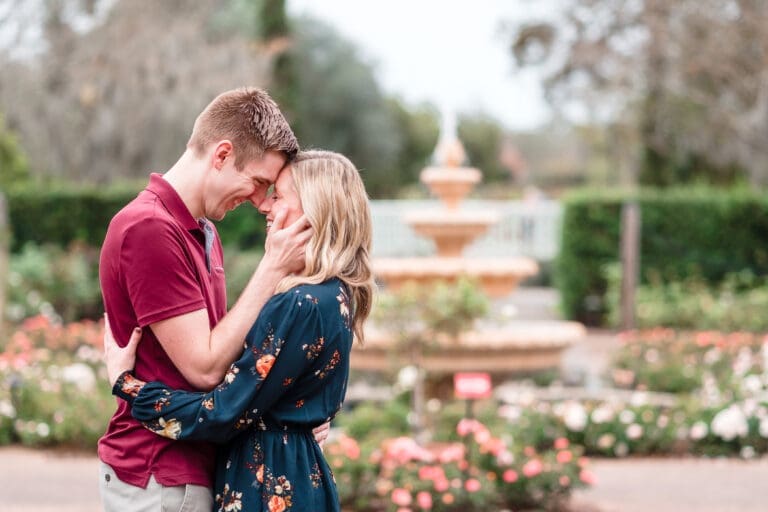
[114,279,353,511]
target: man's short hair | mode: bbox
[188,87,299,169]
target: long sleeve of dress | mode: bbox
[115,290,326,444]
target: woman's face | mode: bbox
[258,165,303,233]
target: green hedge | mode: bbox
[557,187,768,325]
[3,183,267,253]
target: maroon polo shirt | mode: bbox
[98,173,227,489]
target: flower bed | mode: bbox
[0,315,112,449]
[325,420,593,511]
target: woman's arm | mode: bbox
[112,290,324,443]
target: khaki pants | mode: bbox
[99,462,213,512]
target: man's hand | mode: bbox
[103,314,142,386]
[313,422,331,449]
[262,208,313,276]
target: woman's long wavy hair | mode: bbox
[275,150,375,344]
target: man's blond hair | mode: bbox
[188,87,298,169]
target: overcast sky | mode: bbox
[288,0,562,131]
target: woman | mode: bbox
[105,150,375,512]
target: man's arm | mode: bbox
[152,209,311,390]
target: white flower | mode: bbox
[630,392,648,407]
[742,375,764,395]
[741,446,756,459]
[626,423,644,440]
[656,414,669,429]
[426,399,442,413]
[619,410,636,425]
[591,404,614,424]
[498,405,522,422]
[703,348,722,365]
[597,433,615,449]
[689,421,708,440]
[60,363,96,392]
[36,422,50,437]
[562,401,588,432]
[397,366,419,389]
[759,417,768,438]
[0,400,16,418]
[711,405,749,441]
[614,442,629,457]
[732,348,753,377]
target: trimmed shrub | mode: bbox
[557,188,768,324]
[4,182,266,253]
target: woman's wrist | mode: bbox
[111,370,146,403]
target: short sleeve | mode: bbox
[121,218,206,326]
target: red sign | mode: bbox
[454,372,492,399]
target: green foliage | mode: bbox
[287,17,443,198]
[557,187,768,324]
[375,279,490,343]
[386,98,441,195]
[457,113,510,183]
[222,248,264,308]
[0,114,31,188]
[5,184,139,252]
[7,243,102,323]
[3,183,266,254]
[606,266,768,332]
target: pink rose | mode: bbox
[416,491,433,509]
[502,469,518,483]
[522,459,543,478]
[392,488,412,506]
[464,478,481,493]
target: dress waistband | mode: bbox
[255,420,313,434]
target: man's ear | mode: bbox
[212,140,234,170]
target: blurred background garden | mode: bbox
[2,0,768,511]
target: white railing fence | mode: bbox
[370,199,562,261]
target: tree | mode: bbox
[0,0,273,183]
[0,113,30,188]
[508,0,768,187]
[457,112,510,184]
[287,17,404,198]
[386,98,441,195]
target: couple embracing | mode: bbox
[99,87,375,512]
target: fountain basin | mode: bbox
[405,210,499,257]
[374,257,539,298]
[353,321,586,374]
[420,166,481,210]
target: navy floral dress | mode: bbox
[113,278,353,512]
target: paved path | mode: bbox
[571,457,768,512]
[0,446,101,512]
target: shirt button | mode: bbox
[105,474,111,482]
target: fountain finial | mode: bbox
[435,137,466,169]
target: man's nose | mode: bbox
[256,193,273,213]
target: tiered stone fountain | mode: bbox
[353,136,586,380]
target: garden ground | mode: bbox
[3,288,768,511]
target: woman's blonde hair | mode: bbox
[275,150,375,344]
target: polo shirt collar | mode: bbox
[145,173,201,232]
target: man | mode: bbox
[98,87,311,511]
